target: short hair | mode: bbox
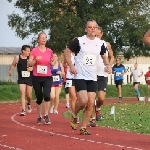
[98,26,103,33]
[116,57,121,61]
[85,19,98,28]
[21,45,30,52]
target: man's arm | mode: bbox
[8,55,19,76]
[143,29,150,46]
[107,42,114,66]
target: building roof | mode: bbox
[0,47,21,55]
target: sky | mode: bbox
[0,0,32,47]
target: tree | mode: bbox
[7,0,150,58]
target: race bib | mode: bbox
[21,71,30,77]
[147,77,150,80]
[116,72,121,76]
[37,65,47,74]
[65,80,72,88]
[82,55,96,66]
[53,75,60,82]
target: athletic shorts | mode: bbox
[63,82,69,94]
[52,84,62,87]
[115,79,123,87]
[18,78,32,86]
[97,76,107,92]
[74,79,97,92]
[133,82,140,86]
[65,78,75,87]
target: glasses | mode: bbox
[116,60,120,61]
[87,26,98,29]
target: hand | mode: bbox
[27,67,33,71]
[70,64,77,74]
[105,66,112,74]
[8,71,12,76]
[56,71,62,75]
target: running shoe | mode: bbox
[90,119,96,127]
[53,110,58,114]
[20,110,26,116]
[71,115,78,130]
[66,103,70,108]
[27,104,32,113]
[49,106,54,114]
[96,110,102,121]
[37,116,43,124]
[119,97,123,102]
[43,115,51,124]
[137,94,140,100]
[80,127,91,135]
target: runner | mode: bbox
[143,29,150,46]
[145,67,150,100]
[50,53,64,114]
[64,19,111,135]
[112,58,127,102]
[90,26,114,127]
[27,32,54,124]
[130,63,143,100]
[9,45,33,116]
[63,63,70,108]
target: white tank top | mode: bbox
[66,53,75,79]
[97,45,108,77]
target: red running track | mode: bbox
[0,98,150,150]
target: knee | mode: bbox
[80,100,88,109]
[71,96,77,102]
[44,97,50,102]
[36,99,43,105]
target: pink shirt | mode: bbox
[30,47,53,76]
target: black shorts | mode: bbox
[63,82,69,94]
[133,82,140,86]
[66,78,75,87]
[115,79,123,87]
[18,78,32,86]
[97,76,107,92]
[74,79,97,92]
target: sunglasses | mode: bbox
[87,26,98,29]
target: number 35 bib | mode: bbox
[82,55,96,66]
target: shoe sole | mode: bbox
[45,122,51,125]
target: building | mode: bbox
[0,47,149,84]
[0,47,21,82]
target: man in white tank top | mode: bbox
[64,19,112,135]
[90,26,114,127]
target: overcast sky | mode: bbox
[0,0,32,47]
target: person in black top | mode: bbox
[9,45,33,116]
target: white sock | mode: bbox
[96,107,101,111]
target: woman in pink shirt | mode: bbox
[28,32,54,125]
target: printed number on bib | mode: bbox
[22,71,30,77]
[82,55,96,66]
[65,80,72,88]
[116,72,121,76]
[53,75,60,82]
[37,65,47,74]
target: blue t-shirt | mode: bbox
[50,63,62,85]
[112,64,126,80]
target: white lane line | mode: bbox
[0,143,22,150]
[11,113,144,150]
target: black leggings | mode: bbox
[32,76,53,105]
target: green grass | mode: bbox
[63,102,150,134]
[0,82,149,101]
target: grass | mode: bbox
[63,101,150,134]
[0,82,149,101]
